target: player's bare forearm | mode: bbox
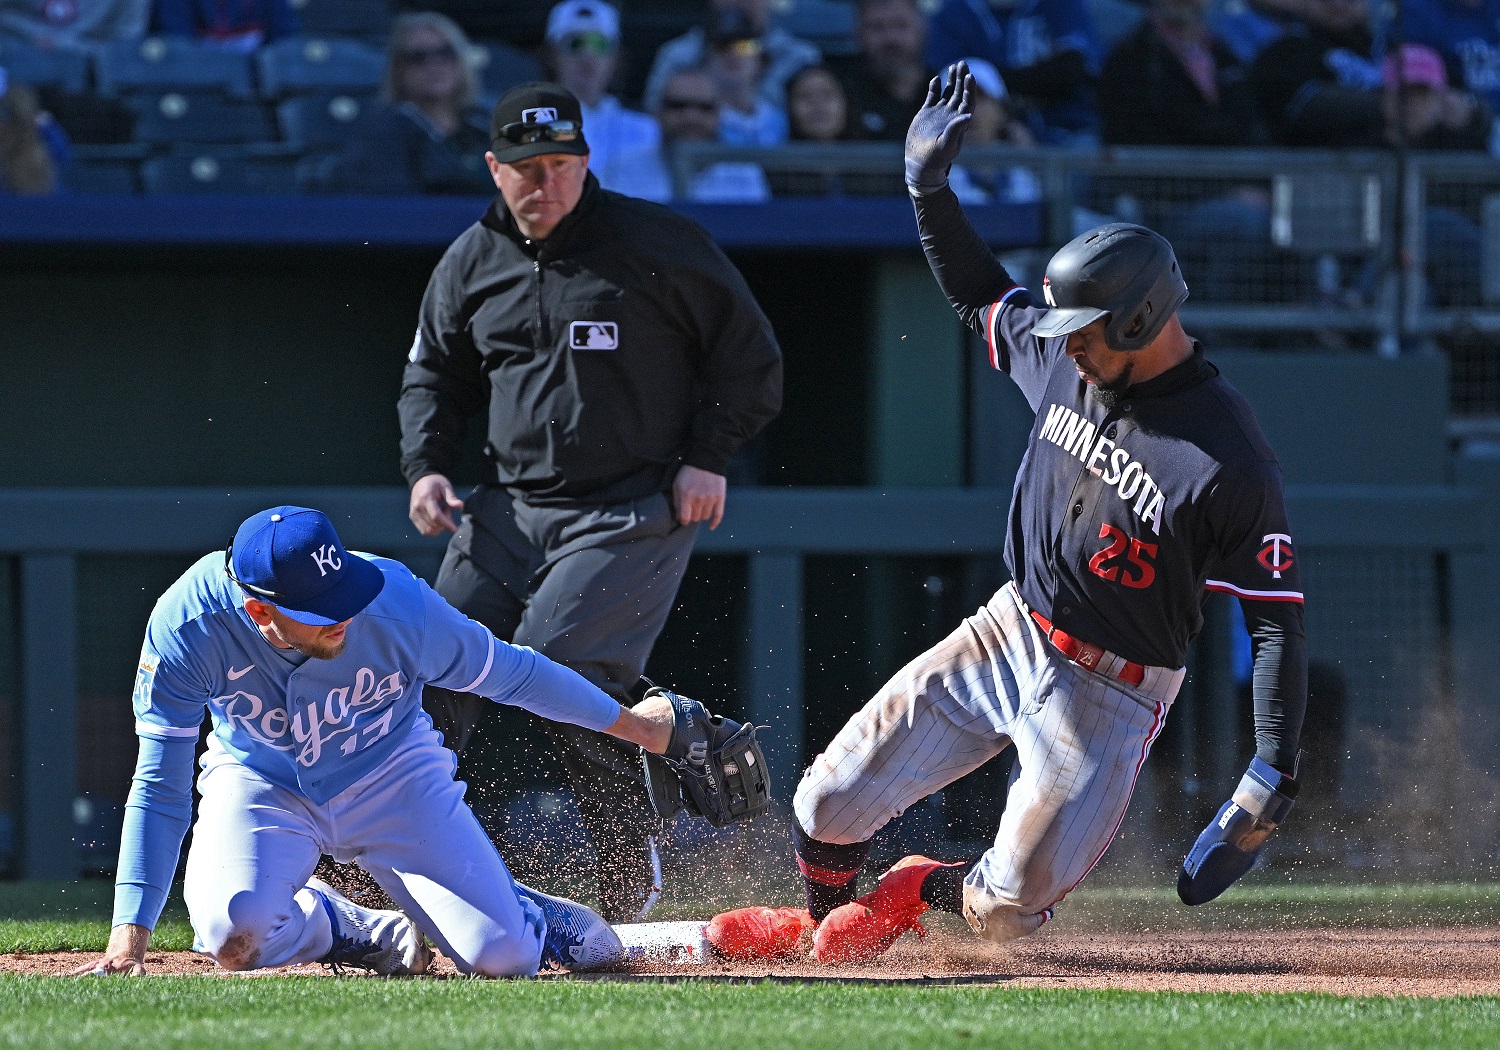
[607,694,675,754]
[68,923,150,976]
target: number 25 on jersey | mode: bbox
[1088,523,1157,589]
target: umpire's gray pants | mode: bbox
[793,582,1183,944]
[424,484,699,916]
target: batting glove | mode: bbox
[904,61,975,196]
[1178,757,1298,906]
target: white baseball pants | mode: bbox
[183,720,546,975]
[793,581,1183,943]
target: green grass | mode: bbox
[0,978,1498,1050]
[8,879,1500,953]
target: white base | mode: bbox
[612,921,714,965]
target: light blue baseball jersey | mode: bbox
[116,550,621,929]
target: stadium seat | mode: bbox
[130,92,277,145]
[472,40,543,102]
[287,0,394,41]
[0,42,89,93]
[772,0,857,56]
[256,37,386,98]
[276,92,373,149]
[64,144,150,193]
[94,37,255,98]
[141,151,300,193]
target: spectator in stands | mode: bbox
[943,58,1041,204]
[1210,0,1307,64]
[153,0,299,50]
[1100,0,1265,145]
[704,7,788,146]
[643,0,819,114]
[826,0,930,141]
[1253,0,1489,148]
[1398,0,1500,150]
[0,0,149,49]
[926,0,1101,144]
[611,68,769,203]
[337,11,493,195]
[541,0,660,194]
[786,64,856,141]
[0,67,63,193]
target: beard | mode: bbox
[290,634,348,660]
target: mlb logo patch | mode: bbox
[522,107,559,124]
[570,321,619,350]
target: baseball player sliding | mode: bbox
[74,506,750,978]
[711,63,1309,965]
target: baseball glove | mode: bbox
[639,684,771,828]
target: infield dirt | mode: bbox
[12,921,1500,997]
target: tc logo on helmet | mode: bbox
[1043,275,1056,308]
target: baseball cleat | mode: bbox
[514,882,625,972]
[810,855,963,965]
[308,877,431,976]
[705,906,816,961]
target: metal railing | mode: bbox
[0,484,1485,878]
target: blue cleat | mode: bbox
[513,882,624,972]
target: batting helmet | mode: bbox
[1030,223,1189,352]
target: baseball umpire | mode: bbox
[399,82,782,922]
[75,506,765,978]
[709,63,1308,964]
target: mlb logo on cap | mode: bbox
[522,106,559,124]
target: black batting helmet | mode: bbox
[1030,223,1189,351]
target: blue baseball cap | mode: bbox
[226,507,385,626]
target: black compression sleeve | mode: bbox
[912,186,1018,335]
[1242,599,1308,774]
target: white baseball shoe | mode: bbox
[308,877,431,976]
[513,882,625,972]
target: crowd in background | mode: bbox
[1,0,1498,202]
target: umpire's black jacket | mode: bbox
[399,173,783,505]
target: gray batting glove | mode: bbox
[904,61,975,196]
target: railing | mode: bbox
[0,484,1486,878]
[673,143,1500,403]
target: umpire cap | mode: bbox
[1031,223,1189,352]
[490,82,590,163]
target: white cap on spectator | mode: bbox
[946,57,1007,101]
[546,0,621,44]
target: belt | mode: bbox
[1030,610,1146,687]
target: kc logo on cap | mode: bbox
[227,506,384,626]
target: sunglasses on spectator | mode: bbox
[496,119,581,144]
[398,43,458,66]
[562,32,615,56]
[714,38,763,58]
[660,97,718,112]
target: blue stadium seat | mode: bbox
[256,37,386,97]
[130,92,277,145]
[287,0,394,41]
[276,92,374,149]
[472,40,543,102]
[141,151,300,193]
[0,41,89,93]
[64,144,150,193]
[94,37,255,98]
[772,0,857,56]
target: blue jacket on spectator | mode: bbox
[1400,0,1500,114]
[334,101,493,196]
[926,0,1099,143]
[154,0,299,48]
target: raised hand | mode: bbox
[904,61,975,195]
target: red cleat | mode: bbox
[706,906,816,961]
[810,855,963,965]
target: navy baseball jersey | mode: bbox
[982,286,1302,669]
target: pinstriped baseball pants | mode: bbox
[792,581,1183,944]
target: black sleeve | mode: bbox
[677,235,785,475]
[912,185,1017,335]
[1242,598,1308,774]
[397,248,487,487]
